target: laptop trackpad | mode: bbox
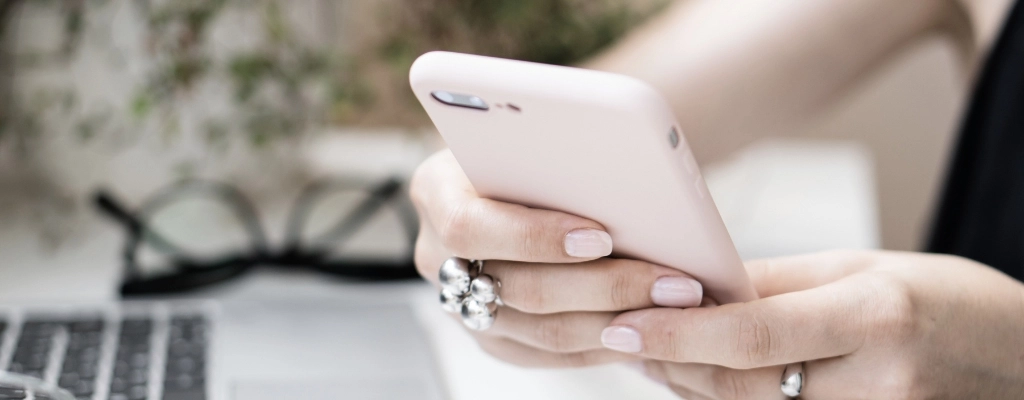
[218,300,444,400]
[233,379,433,400]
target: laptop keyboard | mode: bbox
[0,306,210,400]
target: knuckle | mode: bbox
[732,311,778,368]
[605,260,654,310]
[556,352,591,368]
[504,267,551,313]
[710,368,754,400]
[864,275,920,343]
[437,200,475,255]
[608,266,638,310]
[534,317,570,352]
[514,218,552,260]
[557,350,607,368]
[408,162,433,208]
[475,339,529,368]
[412,235,436,279]
[533,315,575,352]
[874,363,929,400]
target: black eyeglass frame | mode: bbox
[93,177,421,296]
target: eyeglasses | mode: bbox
[93,177,420,296]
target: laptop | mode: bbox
[0,296,445,400]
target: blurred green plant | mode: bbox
[132,0,369,148]
[0,0,664,150]
[0,0,369,150]
[379,0,667,72]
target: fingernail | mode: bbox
[651,276,703,307]
[601,326,642,353]
[564,229,613,258]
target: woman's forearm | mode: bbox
[585,0,959,162]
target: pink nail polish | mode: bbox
[564,229,613,258]
[651,276,703,307]
[601,326,642,353]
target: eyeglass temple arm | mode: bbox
[94,190,147,280]
[94,191,141,232]
[287,178,405,252]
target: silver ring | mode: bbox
[438,257,500,331]
[780,362,805,398]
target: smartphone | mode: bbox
[410,51,757,304]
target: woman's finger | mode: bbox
[602,276,880,369]
[474,335,638,368]
[745,250,879,297]
[413,223,452,284]
[665,384,716,400]
[647,361,788,400]
[417,234,703,313]
[650,357,872,400]
[411,150,612,263]
[487,258,703,313]
[485,308,617,353]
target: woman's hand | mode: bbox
[606,250,1024,399]
[411,150,707,367]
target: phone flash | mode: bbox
[431,90,489,111]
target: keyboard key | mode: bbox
[0,384,26,399]
[128,369,148,385]
[2,310,210,400]
[71,379,93,397]
[120,319,152,336]
[58,373,79,388]
[68,320,103,333]
[164,316,208,400]
[128,384,147,400]
[11,321,55,381]
[165,374,203,391]
[162,391,205,400]
[109,318,155,400]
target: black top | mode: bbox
[928,0,1024,282]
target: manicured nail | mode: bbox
[651,276,703,307]
[601,326,642,353]
[564,229,613,258]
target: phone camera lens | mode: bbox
[433,91,455,104]
[431,90,489,111]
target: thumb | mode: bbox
[744,250,878,297]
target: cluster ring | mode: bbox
[438,257,501,331]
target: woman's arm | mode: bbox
[585,0,992,163]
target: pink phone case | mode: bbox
[410,51,757,304]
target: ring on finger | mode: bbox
[780,362,805,398]
[438,257,502,331]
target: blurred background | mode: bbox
[0,0,971,398]
[0,0,962,258]
[0,0,666,239]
